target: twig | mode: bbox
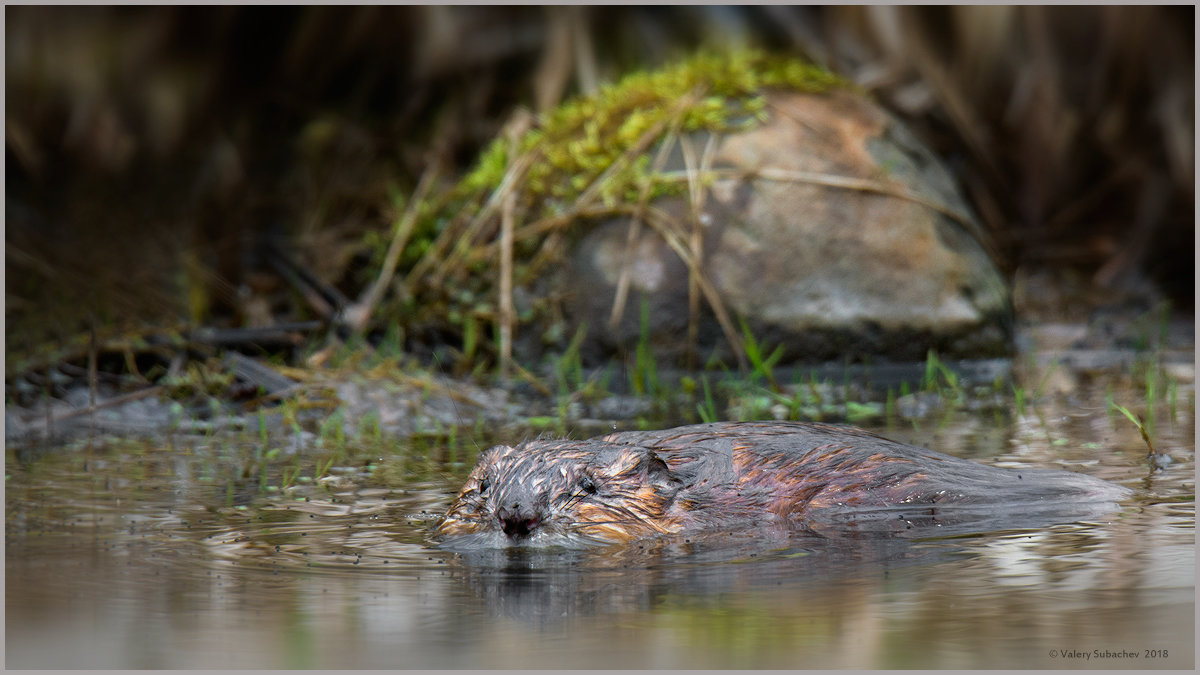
[262,241,349,320]
[223,351,298,395]
[42,385,166,424]
[188,323,321,346]
[344,163,440,333]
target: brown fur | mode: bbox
[434,421,1129,548]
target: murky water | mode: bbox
[6,360,1195,669]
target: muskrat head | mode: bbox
[434,440,683,548]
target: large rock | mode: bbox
[559,88,1011,365]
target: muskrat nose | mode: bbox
[496,503,541,538]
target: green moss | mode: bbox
[458,49,841,213]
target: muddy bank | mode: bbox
[7,312,1192,460]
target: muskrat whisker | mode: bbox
[560,493,588,510]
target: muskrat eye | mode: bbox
[478,477,491,494]
[579,475,598,495]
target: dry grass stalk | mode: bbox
[638,202,747,370]
[345,162,440,333]
[533,7,574,113]
[608,128,683,332]
[401,137,538,294]
[678,131,721,369]
[460,90,702,272]
[498,111,533,378]
[427,147,539,290]
[572,89,703,211]
[656,167,977,229]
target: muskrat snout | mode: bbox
[496,503,542,539]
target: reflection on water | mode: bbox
[6,377,1195,668]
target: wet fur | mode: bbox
[435,421,1130,548]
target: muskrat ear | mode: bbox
[643,452,676,486]
[469,445,513,474]
[478,444,514,462]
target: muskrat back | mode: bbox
[434,421,1130,548]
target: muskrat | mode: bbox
[434,421,1131,548]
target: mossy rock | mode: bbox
[379,50,1008,368]
[382,52,837,338]
[559,87,1012,365]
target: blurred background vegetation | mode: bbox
[6,6,1194,377]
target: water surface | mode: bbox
[6,366,1194,669]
